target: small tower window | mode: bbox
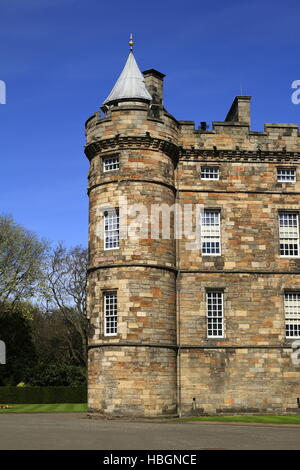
[206,291,224,338]
[104,209,119,250]
[103,156,120,172]
[279,212,299,257]
[104,291,118,336]
[201,166,219,180]
[277,167,296,182]
[201,209,221,255]
[284,292,300,338]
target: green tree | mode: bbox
[0,215,48,302]
[31,308,83,367]
[26,363,86,386]
[44,244,88,372]
[0,301,37,385]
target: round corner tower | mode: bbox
[85,39,180,417]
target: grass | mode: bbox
[0,403,87,413]
[178,415,300,425]
[1,405,299,423]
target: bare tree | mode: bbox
[0,215,47,302]
[45,244,88,369]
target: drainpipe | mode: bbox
[175,166,182,418]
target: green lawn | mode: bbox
[178,415,300,425]
[0,403,87,413]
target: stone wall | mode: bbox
[178,272,300,347]
[87,266,177,415]
[86,99,178,416]
[85,81,300,415]
[180,348,300,415]
[176,103,300,414]
[89,346,177,416]
[177,189,300,272]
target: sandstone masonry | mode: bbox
[85,49,300,416]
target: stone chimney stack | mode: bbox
[143,69,166,117]
[225,96,251,126]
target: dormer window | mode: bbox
[103,156,119,172]
[201,166,219,180]
[277,167,296,182]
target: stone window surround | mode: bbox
[278,210,300,258]
[200,208,222,256]
[102,154,120,173]
[103,289,118,337]
[200,165,220,180]
[276,166,297,183]
[284,290,300,338]
[206,288,225,339]
[104,208,120,251]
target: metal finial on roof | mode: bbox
[129,33,134,51]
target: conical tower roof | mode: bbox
[103,48,152,105]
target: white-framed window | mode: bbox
[279,212,299,257]
[103,156,119,172]
[284,292,300,338]
[277,168,296,182]
[104,209,119,250]
[201,166,219,180]
[104,291,118,336]
[201,209,221,255]
[207,290,224,338]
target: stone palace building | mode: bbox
[85,37,300,416]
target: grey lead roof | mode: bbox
[103,51,152,105]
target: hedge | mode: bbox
[0,386,87,404]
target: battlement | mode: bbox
[178,96,299,152]
[86,93,299,154]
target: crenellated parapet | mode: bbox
[178,98,300,152]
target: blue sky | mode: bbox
[0,0,299,247]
